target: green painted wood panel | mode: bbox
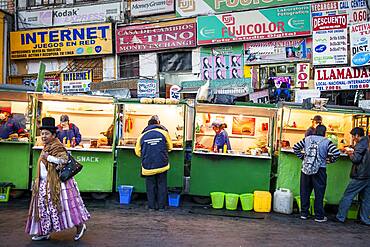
[32,149,114,192]
[276,152,352,205]
[0,142,31,190]
[116,148,184,193]
[189,154,272,196]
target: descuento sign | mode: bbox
[197,4,311,45]
[10,23,112,59]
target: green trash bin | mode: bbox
[225,193,239,210]
[240,193,254,211]
[295,196,327,215]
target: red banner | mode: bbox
[312,15,348,31]
[116,22,196,53]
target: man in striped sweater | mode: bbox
[293,125,340,222]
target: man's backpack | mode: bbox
[302,138,324,175]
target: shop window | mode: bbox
[27,0,65,7]
[119,54,139,79]
[74,0,98,3]
[158,51,192,73]
[68,58,103,83]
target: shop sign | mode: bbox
[22,77,61,93]
[197,4,311,45]
[116,21,196,53]
[350,22,370,67]
[311,0,368,25]
[131,0,174,17]
[244,38,312,65]
[10,23,113,60]
[296,63,310,88]
[137,79,158,98]
[312,15,348,65]
[314,67,370,91]
[170,85,181,100]
[61,71,92,93]
[200,45,243,80]
[294,89,321,103]
[249,89,269,103]
[176,0,304,17]
[18,2,122,29]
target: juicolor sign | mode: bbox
[176,0,304,17]
[116,19,196,53]
[315,67,370,91]
[10,23,113,60]
[197,4,311,45]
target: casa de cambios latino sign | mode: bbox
[197,4,311,45]
[116,21,196,53]
[176,0,305,17]
[315,67,370,91]
[10,23,113,59]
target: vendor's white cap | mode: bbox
[211,119,222,127]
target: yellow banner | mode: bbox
[10,23,112,60]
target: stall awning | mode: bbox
[180,78,253,96]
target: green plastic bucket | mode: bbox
[210,192,225,209]
[295,196,327,215]
[240,193,254,211]
[347,203,359,219]
[225,193,239,210]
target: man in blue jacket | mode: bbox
[56,115,82,146]
[135,115,173,211]
[336,127,370,226]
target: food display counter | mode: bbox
[30,93,116,193]
[189,103,277,196]
[0,91,32,190]
[276,104,368,204]
[116,100,186,193]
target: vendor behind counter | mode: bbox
[56,115,82,146]
[0,108,27,139]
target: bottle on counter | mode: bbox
[223,143,227,153]
[71,137,76,147]
[66,139,71,148]
[63,137,67,145]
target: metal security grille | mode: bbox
[0,0,9,11]
[26,0,65,7]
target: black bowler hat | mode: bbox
[39,117,58,131]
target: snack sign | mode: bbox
[350,22,370,67]
[315,67,370,91]
[197,4,311,45]
[10,23,113,60]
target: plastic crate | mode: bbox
[168,193,180,207]
[118,185,134,205]
[0,186,10,202]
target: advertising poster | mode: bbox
[315,67,370,91]
[131,0,174,17]
[137,79,158,98]
[23,77,60,93]
[197,4,311,45]
[311,0,368,25]
[232,116,255,136]
[61,71,92,93]
[176,0,304,17]
[18,2,122,29]
[312,15,348,65]
[244,38,312,65]
[350,21,370,67]
[200,45,243,80]
[116,19,196,53]
[10,23,113,60]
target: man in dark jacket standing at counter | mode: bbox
[135,115,173,211]
[336,127,370,226]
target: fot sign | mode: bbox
[296,63,310,88]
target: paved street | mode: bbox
[0,194,369,247]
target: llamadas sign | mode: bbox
[10,23,112,60]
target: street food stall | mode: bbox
[189,103,277,196]
[116,99,186,193]
[276,103,368,204]
[0,90,31,191]
[30,93,116,193]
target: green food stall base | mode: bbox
[116,148,184,193]
[32,149,114,192]
[0,142,31,190]
[276,151,352,205]
[189,154,272,196]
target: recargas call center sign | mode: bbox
[10,23,112,59]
